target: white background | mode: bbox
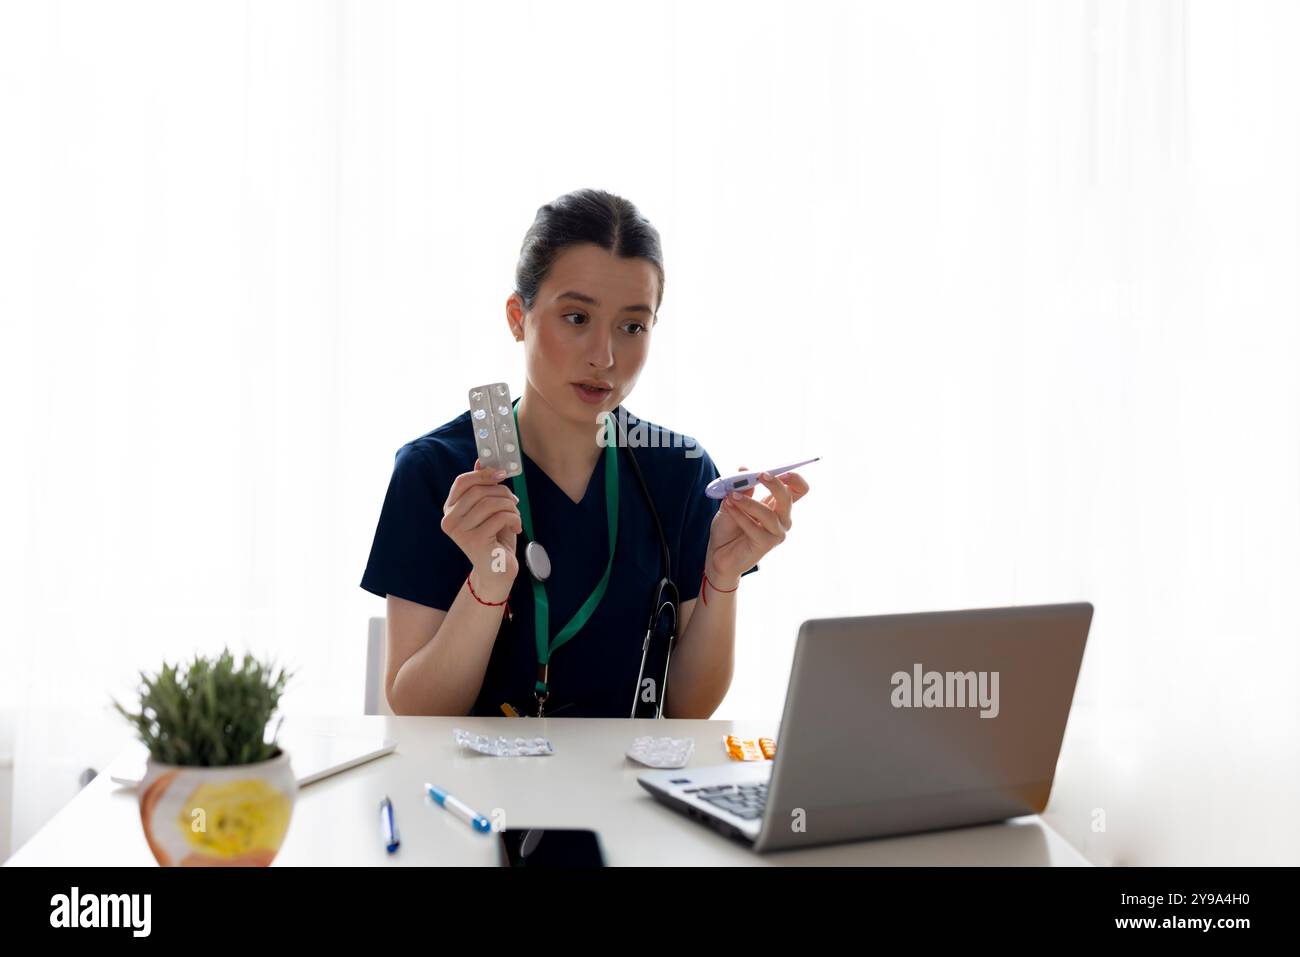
[1,0,1296,865]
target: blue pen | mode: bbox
[424,783,492,834]
[380,795,400,853]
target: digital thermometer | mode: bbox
[705,457,820,499]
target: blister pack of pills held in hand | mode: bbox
[468,383,522,477]
[626,736,695,769]
[453,728,553,757]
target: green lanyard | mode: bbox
[510,400,619,710]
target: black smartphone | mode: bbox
[498,828,605,867]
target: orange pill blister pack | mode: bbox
[723,734,776,761]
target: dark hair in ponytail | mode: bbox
[514,188,665,312]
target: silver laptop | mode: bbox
[638,602,1093,852]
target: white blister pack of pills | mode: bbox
[626,735,695,769]
[453,728,554,757]
[467,382,522,477]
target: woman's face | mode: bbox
[507,242,660,427]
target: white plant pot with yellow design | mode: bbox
[137,749,296,867]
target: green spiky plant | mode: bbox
[113,649,294,767]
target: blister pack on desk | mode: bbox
[626,735,694,769]
[724,734,776,761]
[453,728,554,757]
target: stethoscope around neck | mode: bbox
[506,403,677,719]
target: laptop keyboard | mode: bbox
[682,781,768,821]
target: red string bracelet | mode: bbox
[465,573,512,620]
[700,569,739,606]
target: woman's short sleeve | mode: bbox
[676,448,720,602]
[360,443,468,611]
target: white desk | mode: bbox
[5,714,1089,866]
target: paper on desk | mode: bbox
[108,731,397,788]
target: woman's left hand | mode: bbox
[703,466,811,590]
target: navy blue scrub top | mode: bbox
[361,404,758,718]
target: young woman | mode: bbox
[361,188,810,718]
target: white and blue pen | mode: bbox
[379,795,400,853]
[424,783,491,834]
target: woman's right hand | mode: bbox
[440,459,522,601]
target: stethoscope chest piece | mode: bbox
[524,540,551,582]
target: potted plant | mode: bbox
[113,649,296,867]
